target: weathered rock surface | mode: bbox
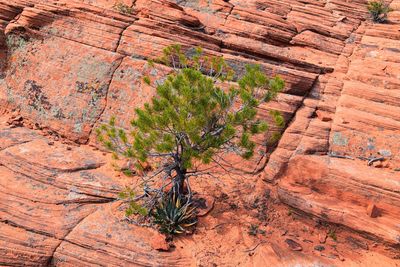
[279,155,400,244]
[1,0,400,265]
[273,0,400,252]
[0,122,118,265]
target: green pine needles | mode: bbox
[97,44,285,235]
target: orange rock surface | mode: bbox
[0,0,400,266]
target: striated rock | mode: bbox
[267,3,400,249]
[278,155,400,244]
[135,0,202,27]
[346,236,369,251]
[291,30,344,55]
[3,35,122,143]
[52,203,191,266]
[93,57,171,131]
[0,125,40,150]
[1,0,400,265]
[0,222,59,266]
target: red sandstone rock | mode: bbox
[135,0,201,27]
[319,232,328,244]
[1,0,400,265]
[285,239,303,251]
[316,110,332,122]
[150,233,170,251]
[278,155,400,245]
[196,195,215,217]
[367,203,380,218]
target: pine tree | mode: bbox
[97,45,285,232]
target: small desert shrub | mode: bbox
[142,75,151,85]
[248,224,259,236]
[118,188,148,217]
[248,224,265,236]
[367,1,393,23]
[328,229,337,241]
[113,2,133,15]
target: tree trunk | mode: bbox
[174,167,186,196]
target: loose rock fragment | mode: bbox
[314,245,325,252]
[285,239,303,251]
[150,234,170,251]
[319,232,327,244]
[367,203,379,218]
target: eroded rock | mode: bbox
[1,0,400,265]
[367,203,380,218]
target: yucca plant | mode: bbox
[152,193,197,235]
[367,1,393,23]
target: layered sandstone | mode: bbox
[273,0,400,252]
[0,0,400,265]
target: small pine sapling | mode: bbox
[97,44,285,234]
[367,1,393,23]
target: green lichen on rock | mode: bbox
[6,34,28,53]
[332,132,348,146]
